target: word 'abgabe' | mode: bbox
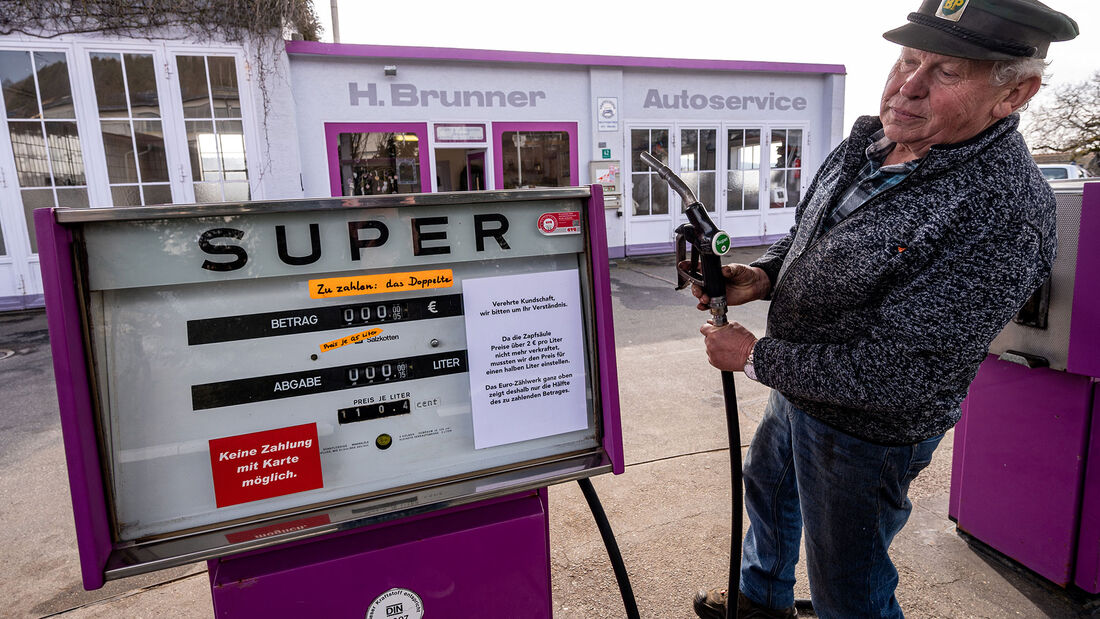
[198,214,511,272]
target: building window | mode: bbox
[0,50,88,254]
[499,130,571,189]
[630,128,669,216]
[727,129,761,212]
[337,131,422,195]
[680,128,717,212]
[176,55,249,202]
[90,52,172,206]
[770,129,802,208]
[324,123,430,196]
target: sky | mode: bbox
[314,0,1098,135]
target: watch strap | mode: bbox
[744,343,757,381]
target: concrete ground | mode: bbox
[1,250,1097,618]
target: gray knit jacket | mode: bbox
[750,114,1055,445]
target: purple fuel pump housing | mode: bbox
[951,182,1100,592]
[36,186,624,616]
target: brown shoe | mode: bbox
[692,588,797,619]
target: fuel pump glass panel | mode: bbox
[60,190,611,564]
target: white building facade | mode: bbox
[0,33,844,310]
[287,41,845,259]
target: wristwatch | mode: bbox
[744,342,758,382]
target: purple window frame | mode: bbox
[324,122,432,196]
[492,122,579,190]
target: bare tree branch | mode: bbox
[1024,71,1100,174]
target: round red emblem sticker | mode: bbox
[536,211,581,236]
[538,213,558,233]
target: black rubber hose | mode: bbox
[577,476,641,619]
[722,370,743,619]
[724,368,815,617]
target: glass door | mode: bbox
[723,127,764,239]
[626,126,720,253]
[0,47,90,307]
[628,127,669,218]
[432,148,485,191]
[677,128,717,214]
[173,54,252,202]
[465,151,485,191]
[89,50,174,206]
[765,127,804,238]
[0,144,27,308]
[624,127,671,252]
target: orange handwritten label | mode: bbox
[309,269,454,299]
[320,328,383,352]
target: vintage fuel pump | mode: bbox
[37,188,625,618]
[951,182,1100,593]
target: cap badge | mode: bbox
[936,0,969,21]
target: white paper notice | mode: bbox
[463,270,589,449]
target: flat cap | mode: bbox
[883,0,1079,60]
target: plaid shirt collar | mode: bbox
[821,130,920,232]
[865,129,919,174]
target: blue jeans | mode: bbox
[739,391,942,619]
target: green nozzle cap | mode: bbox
[712,232,732,256]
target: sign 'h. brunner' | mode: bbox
[347,81,811,113]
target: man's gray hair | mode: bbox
[989,57,1048,86]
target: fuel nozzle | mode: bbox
[639,151,733,326]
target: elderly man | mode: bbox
[689,1,1079,618]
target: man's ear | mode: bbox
[992,74,1042,118]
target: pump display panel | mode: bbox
[42,188,620,582]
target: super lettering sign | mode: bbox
[198,214,511,272]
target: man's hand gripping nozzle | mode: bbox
[638,151,733,326]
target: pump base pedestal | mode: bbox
[208,490,551,618]
[950,356,1096,589]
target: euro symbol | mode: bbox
[428,300,438,313]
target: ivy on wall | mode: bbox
[1,1,323,186]
[0,0,320,42]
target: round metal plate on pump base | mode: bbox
[366,587,424,619]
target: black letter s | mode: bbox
[199,228,248,271]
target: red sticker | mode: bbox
[209,423,323,508]
[224,513,331,544]
[537,211,581,236]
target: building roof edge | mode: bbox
[284,40,846,75]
